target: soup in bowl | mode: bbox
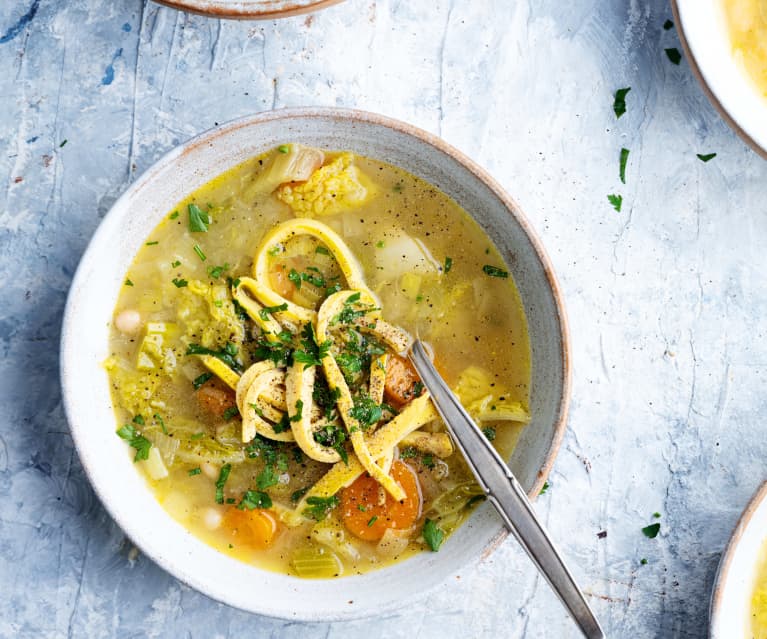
[61,108,569,619]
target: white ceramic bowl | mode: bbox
[60,107,570,620]
[154,0,342,19]
[710,482,767,637]
[673,0,767,158]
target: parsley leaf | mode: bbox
[290,399,304,423]
[539,481,550,495]
[124,278,134,287]
[313,422,348,464]
[303,495,340,521]
[642,522,661,539]
[259,303,288,321]
[193,244,206,262]
[186,342,242,373]
[288,268,302,290]
[215,463,232,504]
[153,413,167,435]
[172,277,188,288]
[207,263,229,279]
[116,424,152,462]
[223,406,240,421]
[193,371,213,390]
[188,203,209,232]
[482,265,509,278]
[444,256,453,273]
[607,194,623,212]
[613,87,631,118]
[423,518,445,551]
[238,490,272,510]
[349,395,383,428]
[188,467,202,476]
[619,147,630,184]
[481,426,496,441]
[256,465,279,490]
[697,152,716,162]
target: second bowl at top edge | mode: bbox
[60,107,570,621]
[153,0,344,20]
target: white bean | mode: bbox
[114,309,141,335]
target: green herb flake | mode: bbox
[613,87,631,119]
[172,278,188,288]
[193,244,207,262]
[482,265,509,279]
[171,260,181,268]
[423,518,445,552]
[288,268,302,290]
[444,256,453,274]
[697,153,717,162]
[653,512,661,519]
[124,278,134,287]
[619,147,630,184]
[357,504,367,512]
[188,203,209,233]
[191,432,205,441]
[256,465,279,491]
[193,372,213,390]
[422,454,435,470]
[539,481,550,495]
[145,241,159,246]
[132,414,145,426]
[349,395,383,428]
[376,240,385,248]
[59,139,68,148]
[367,516,378,527]
[303,495,340,521]
[223,406,240,421]
[642,522,661,539]
[607,194,623,212]
[290,399,304,423]
[481,426,496,441]
[640,557,648,565]
[207,263,229,279]
[116,424,152,462]
[315,246,330,256]
[186,342,242,373]
[238,490,272,510]
[188,467,202,476]
[215,463,232,504]
[291,487,309,502]
[153,413,167,435]
[169,211,180,220]
[665,47,682,65]
[278,144,290,154]
[663,19,674,30]
[258,303,288,321]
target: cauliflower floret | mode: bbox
[276,153,370,217]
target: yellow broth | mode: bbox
[107,147,531,577]
[723,0,767,97]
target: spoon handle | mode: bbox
[409,340,605,639]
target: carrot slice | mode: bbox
[223,507,278,549]
[384,354,424,409]
[196,378,237,419]
[340,460,422,541]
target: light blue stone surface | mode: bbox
[1,0,764,637]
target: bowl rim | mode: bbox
[153,0,344,20]
[60,106,571,618]
[709,480,767,637]
[670,0,767,160]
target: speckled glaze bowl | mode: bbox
[710,482,767,637]
[672,0,767,159]
[60,107,570,620]
[154,0,343,19]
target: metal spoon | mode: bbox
[408,339,605,639]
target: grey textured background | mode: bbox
[1,0,764,637]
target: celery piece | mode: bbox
[290,546,343,578]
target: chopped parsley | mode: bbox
[172,277,188,288]
[640,557,648,565]
[313,376,341,419]
[607,194,623,212]
[259,303,288,321]
[256,465,278,490]
[481,426,496,441]
[153,413,167,435]
[124,278,134,287]
[222,406,240,421]
[169,211,180,220]
[642,522,661,539]
[619,147,629,184]
[193,244,207,262]
[207,263,229,279]
[116,424,152,461]
[653,512,661,519]
[215,463,232,504]
[290,399,304,423]
[613,87,631,119]
[291,487,309,502]
[132,414,145,426]
[313,422,348,464]
[367,516,378,527]
[539,481,550,495]
[288,268,303,290]
[349,395,383,428]
[253,333,292,367]
[303,495,340,521]
[171,260,181,268]
[444,256,453,274]
[423,518,445,552]
[278,144,290,154]
[191,432,205,440]
[376,240,385,248]
[665,47,682,65]
[188,203,210,232]
[697,153,716,162]
[422,454,435,470]
[315,246,330,256]
[145,241,159,246]
[59,139,68,148]
[188,467,202,476]
[186,342,242,373]
[482,265,509,279]
[357,504,367,512]
[193,371,213,390]
[238,490,272,510]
